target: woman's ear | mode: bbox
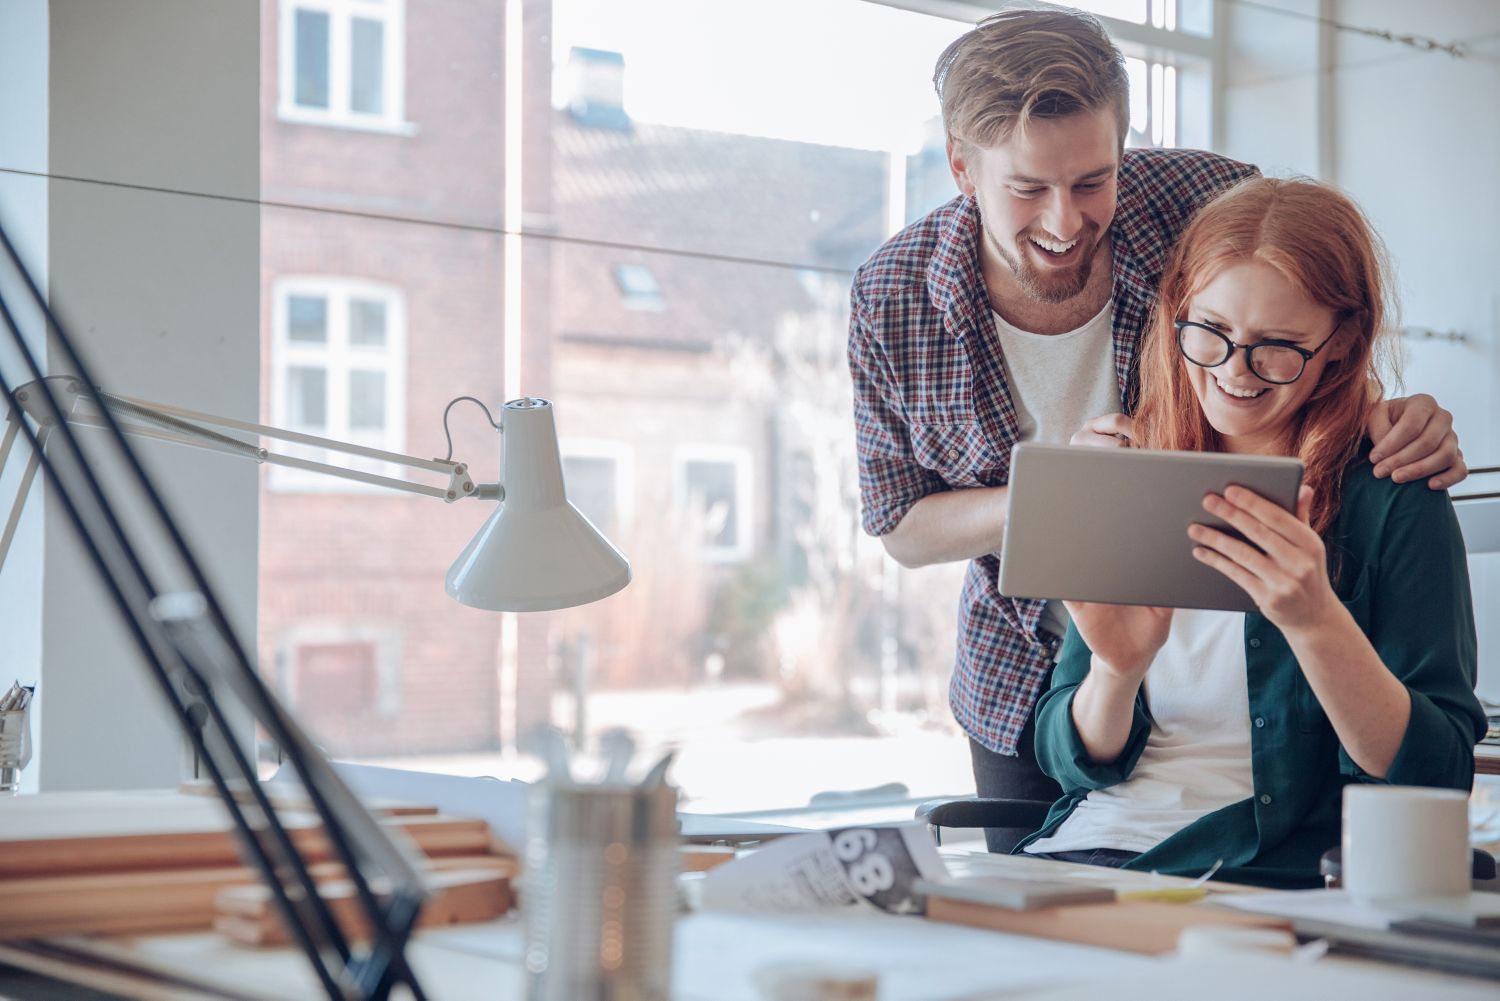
[1325,318,1355,362]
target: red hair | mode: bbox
[1134,178,1398,534]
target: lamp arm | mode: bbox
[1,376,503,577]
[12,376,490,502]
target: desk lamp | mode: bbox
[2,382,631,612]
[0,215,628,1001]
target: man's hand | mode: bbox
[1070,413,1136,449]
[1367,394,1466,489]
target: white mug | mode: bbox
[1341,785,1470,903]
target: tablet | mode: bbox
[998,443,1304,612]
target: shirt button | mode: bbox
[1248,638,1262,649]
[1254,717,1266,728]
[947,446,961,460]
[1260,794,1272,805]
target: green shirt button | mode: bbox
[1259,793,1272,805]
[1254,717,1266,728]
[1248,637,1262,649]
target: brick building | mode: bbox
[258,0,946,758]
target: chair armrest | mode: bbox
[1319,847,1497,889]
[915,797,1054,832]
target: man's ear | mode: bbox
[947,137,979,197]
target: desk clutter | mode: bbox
[0,680,34,794]
[0,789,517,940]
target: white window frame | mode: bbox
[277,0,413,134]
[560,438,636,534]
[672,444,753,563]
[269,276,407,493]
[276,620,402,717]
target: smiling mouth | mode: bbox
[1029,233,1079,256]
[1214,376,1269,400]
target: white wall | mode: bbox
[7,0,261,790]
[1221,0,1500,698]
[0,0,49,794]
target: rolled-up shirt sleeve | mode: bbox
[1343,484,1484,788]
[1032,624,1153,791]
[848,286,942,538]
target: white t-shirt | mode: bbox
[993,304,1121,638]
[1023,608,1255,856]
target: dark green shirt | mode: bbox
[1020,457,1486,889]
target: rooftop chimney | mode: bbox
[566,47,631,131]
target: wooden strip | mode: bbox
[0,813,500,880]
[213,869,515,946]
[0,855,516,939]
[926,896,1293,955]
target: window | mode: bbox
[562,439,634,537]
[613,264,663,311]
[674,446,752,563]
[258,0,1231,815]
[269,278,406,492]
[276,622,402,751]
[278,0,406,130]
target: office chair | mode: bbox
[915,797,1498,890]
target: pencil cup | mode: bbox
[1341,785,1470,903]
[0,707,33,794]
[523,778,679,1001]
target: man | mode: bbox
[847,9,1466,852]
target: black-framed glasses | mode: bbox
[1174,320,1338,385]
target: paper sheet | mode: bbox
[699,823,947,914]
[270,761,531,853]
[269,761,810,854]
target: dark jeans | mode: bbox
[969,705,1064,854]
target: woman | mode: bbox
[1016,178,1485,888]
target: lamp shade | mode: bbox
[445,398,631,611]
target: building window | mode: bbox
[562,439,633,536]
[674,445,753,562]
[613,264,663,311]
[278,0,406,130]
[277,622,401,719]
[270,278,406,492]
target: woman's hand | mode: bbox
[1188,484,1340,632]
[1063,600,1173,683]
[1070,413,1137,449]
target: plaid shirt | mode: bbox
[848,147,1259,756]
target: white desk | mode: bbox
[2,850,1497,1001]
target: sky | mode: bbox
[549,0,967,153]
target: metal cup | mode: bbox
[523,778,679,1001]
[0,706,33,794]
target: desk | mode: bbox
[1476,742,1500,777]
[2,850,1498,1001]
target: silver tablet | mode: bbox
[999,443,1305,613]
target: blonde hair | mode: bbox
[934,8,1130,151]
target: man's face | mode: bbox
[948,109,1121,304]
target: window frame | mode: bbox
[269,276,408,493]
[275,620,403,718]
[276,0,412,133]
[560,437,636,536]
[672,444,754,564]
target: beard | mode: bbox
[987,223,1102,304]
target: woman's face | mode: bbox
[1182,260,1343,455]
